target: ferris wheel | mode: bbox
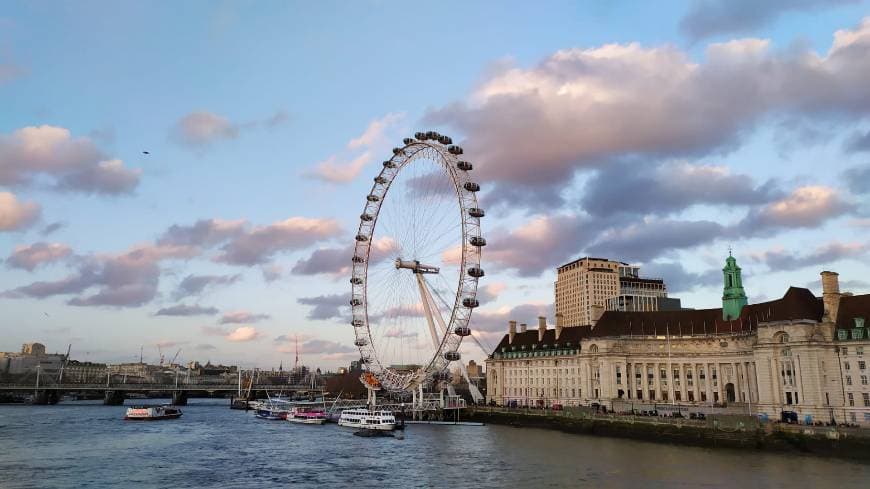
[350,131,485,396]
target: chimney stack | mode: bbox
[555,313,564,340]
[538,316,548,341]
[821,271,841,324]
[520,323,527,333]
[591,304,605,328]
[509,320,517,344]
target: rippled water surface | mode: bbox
[1,399,869,488]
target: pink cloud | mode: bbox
[0,192,41,231]
[6,242,72,271]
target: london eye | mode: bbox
[350,132,485,396]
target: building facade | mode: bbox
[555,257,623,327]
[489,257,870,426]
[0,342,64,376]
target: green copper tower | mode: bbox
[722,250,748,321]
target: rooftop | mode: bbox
[557,256,630,271]
[488,287,870,355]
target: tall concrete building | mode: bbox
[555,257,622,327]
[556,257,677,327]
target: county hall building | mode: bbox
[485,254,870,426]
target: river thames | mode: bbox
[1,399,868,488]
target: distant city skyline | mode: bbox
[1,1,869,370]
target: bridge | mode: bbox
[0,379,322,405]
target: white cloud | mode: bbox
[225,326,261,342]
[0,125,140,194]
[170,111,239,148]
[305,113,404,184]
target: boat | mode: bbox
[255,408,287,420]
[287,407,328,425]
[254,398,292,420]
[353,429,401,438]
[338,408,397,431]
[230,398,251,410]
[124,405,183,421]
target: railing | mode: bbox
[0,382,311,392]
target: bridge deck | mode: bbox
[0,383,313,392]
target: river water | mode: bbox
[0,399,868,488]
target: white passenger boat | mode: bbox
[124,405,183,421]
[338,408,396,431]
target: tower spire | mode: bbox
[722,251,748,321]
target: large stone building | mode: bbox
[0,342,64,376]
[555,257,678,327]
[487,256,870,426]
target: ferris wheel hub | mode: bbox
[394,258,440,274]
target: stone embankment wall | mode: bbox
[466,408,870,462]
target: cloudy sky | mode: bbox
[1,1,869,370]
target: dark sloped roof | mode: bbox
[836,294,870,330]
[589,286,824,338]
[492,326,590,352]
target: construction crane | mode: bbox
[169,349,182,366]
[157,345,164,366]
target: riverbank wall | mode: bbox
[466,408,870,462]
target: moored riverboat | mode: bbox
[338,409,396,431]
[255,408,289,420]
[124,405,183,421]
[286,407,327,425]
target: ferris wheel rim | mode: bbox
[349,134,484,394]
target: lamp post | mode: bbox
[34,364,41,398]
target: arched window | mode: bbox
[589,344,599,354]
[774,331,789,344]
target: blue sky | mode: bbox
[1,1,869,370]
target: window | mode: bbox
[864,393,870,407]
[848,393,854,406]
[838,330,848,340]
[860,361,867,370]
[859,347,865,356]
[862,376,869,386]
[847,376,853,386]
[845,362,851,370]
[842,347,849,355]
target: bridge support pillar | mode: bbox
[104,390,125,405]
[172,391,188,406]
[32,391,60,405]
